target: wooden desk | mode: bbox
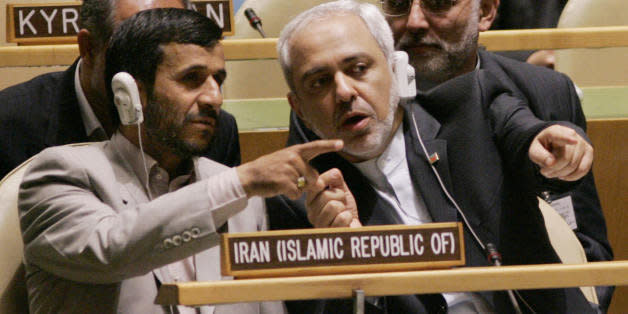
[156,261,628,306]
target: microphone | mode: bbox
[486,243,502,266]
[486,243,523,314]
[244,8,266,38]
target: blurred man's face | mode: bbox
[287,15,400,162]
[385,0,479,84]
[83,0,185,104]
[143,43,226,157]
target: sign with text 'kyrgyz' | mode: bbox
[221,223,465,278]
[6,1,233,45]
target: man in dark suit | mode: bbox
[0,0,240,179]
[269,1,597,312]
[382,0,613,308]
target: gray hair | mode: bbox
[277,0,395,92]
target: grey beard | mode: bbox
[308,86,399,161]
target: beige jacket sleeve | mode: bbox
[19,144,250,284]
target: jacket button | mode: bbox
[182,231,192,242]
[172,235,182,246]
[163,238,174,249]
[191,227,201,238]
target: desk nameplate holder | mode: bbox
[221,222,464,278]
[6,1,234,45]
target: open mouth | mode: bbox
[340,113,370,131]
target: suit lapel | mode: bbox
[402,103,457,222]
[104,142,170,286]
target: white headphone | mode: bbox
[111,72,144,125]
[111,71,153,200]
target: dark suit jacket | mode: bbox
[479,50,614,309]
[268,70,594,313]
[0,61,241,178]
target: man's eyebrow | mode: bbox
[177,64,208,75]
[341,53,371,64]
[300,53,373,81]
[176,65,226,78]
[301,66,330,82]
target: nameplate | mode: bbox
[221,223,464,278]
[6,0,234,45]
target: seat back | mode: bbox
[0,159,32,313]
[538,197,599,305]
[1,143,93,313]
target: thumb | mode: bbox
[349,218,362,228]
[529,140,555,168]
[322,169,361,225]
[318,168,345,189]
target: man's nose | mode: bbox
[406,1,430,31]
[334,73,357,104]
[198,77,223,113]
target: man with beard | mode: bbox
[269,1,597,313]
[381,0,613,309]
[18,8,342,313]
[0,0,241,180]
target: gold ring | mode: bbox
[297,176,306,189]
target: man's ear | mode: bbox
[77,29,94,64]
[287,91,313,129]
[136,81,148,111]
[478,0,499,32]
[287,91,303,119]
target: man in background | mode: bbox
[0,0,241,179]
[380,0,613,308]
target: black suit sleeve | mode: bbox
[483,86,586,194]
[482,53,614,310]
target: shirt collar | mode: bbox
[75,59,106,139]
[110,132,197,189]
[353,124,406,188]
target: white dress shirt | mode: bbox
[74,59,107,140]
[354,124,492,313]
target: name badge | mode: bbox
[549,195,577,230]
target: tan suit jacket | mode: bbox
[19,138,284,313]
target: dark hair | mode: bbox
[79,0,116,49]
[105,7,223,127]
[79,0,192,50]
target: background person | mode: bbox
[0,0,241,180]
[380,0,614,308]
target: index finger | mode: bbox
[294,139,344,162]
[540,126,579,147]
